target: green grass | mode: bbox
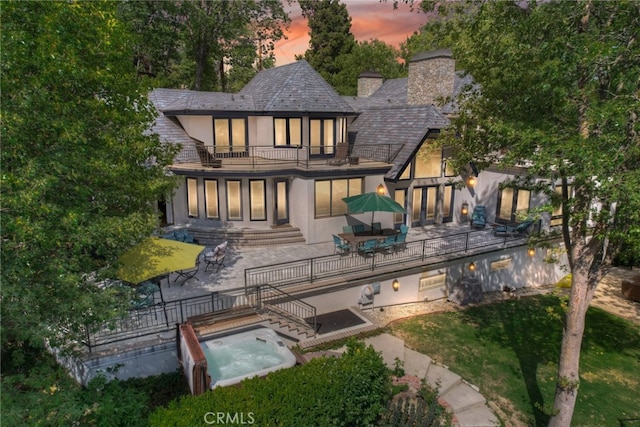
[390,294,640,427]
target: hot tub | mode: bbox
[201,328,296,388]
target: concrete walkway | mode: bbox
[364,333,499,427]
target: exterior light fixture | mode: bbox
[392,279,400,292]
[528,248,536,257]
[461,202,469,216]
[377,184,386,195]
[467,176,476,187]
[468,262,476,272]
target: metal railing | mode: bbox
[256,284,317,334]
[173,144,404,169]
[244,224,542,289]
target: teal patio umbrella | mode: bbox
[342,192,405,230]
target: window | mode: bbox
[315,178,363,217]
[274,118,302,147]
[490,257,512,272]
[414,146,442,178]
[249,180,266,221]
[394,189,407,224]
[419,273,446,292]
[204,179,219,219]
[551,184,573,226]
[442,184,454,222]
[187,178,198,217]
[496,187,530,223]
[214,118,246,154]
[310,118,335,156]
[226,180,242,220]
[398,163,411,180]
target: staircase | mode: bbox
[185,225,305,247]
[261,305,317,339]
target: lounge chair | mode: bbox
[195,142,222,168]
[470,206,487,229]
[493,219,535,237]
[333,235,351,255]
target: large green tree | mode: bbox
[299,0,357,90]
[1,1,179,358]
[414,1,639,425]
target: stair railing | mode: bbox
[255,284,317,335]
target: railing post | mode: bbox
[256,285,262,309]
[309,259,314,283]
[422,239,427,261]
[464,231,470,252]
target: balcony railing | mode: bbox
[173,144,404,170]
[82,222,545,351]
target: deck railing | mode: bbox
[173,144,403,169]
[82,222,543,351]
[244,225,542,289]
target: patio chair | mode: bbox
[379,235,397,253]
[343,225,353,234]
[204,241,227,272]
[173,258,200,285]
[493,219,535,237]
[470,206,487,229]
[358,239,378,257]
[333,234,351,255]
[394,232,407,251]
[400,224,409,234]
[353,224,366,234]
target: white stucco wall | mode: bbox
[177,116,213,145]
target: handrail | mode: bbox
[257,284,317,334]
[173,144,403,169]
[245,223,543,289]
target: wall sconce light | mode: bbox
[468,262,476,272]
[467,176,476,187]
[392,279,400,292]
[461,201,469,216]
[528,248,536,257]
[377,184,386,195]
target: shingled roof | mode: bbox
[239,60,355,114]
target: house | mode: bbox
[150,49,508,245]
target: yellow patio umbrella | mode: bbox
[118,237,205,285]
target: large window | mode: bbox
[214,118,246,154]
[414,147,443,178]
[187,178,198,217]
[315,178,363,217]
[204,179,219,219]
[274,118,302,147]
[226,180,242,220]
[496,187,531,223]
[310,118,335,156]
[249,180,266,221]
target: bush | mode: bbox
[149,339,392,426]
[378,381,451,427]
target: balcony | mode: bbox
[171,143,404,173]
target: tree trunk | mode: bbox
[548,239,598,426]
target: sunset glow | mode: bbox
[275,0,430,65]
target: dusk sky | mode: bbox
[274,0,431,65]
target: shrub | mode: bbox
[149,339,392,426]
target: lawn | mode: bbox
[389,294,640,427]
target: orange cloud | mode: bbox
[275,0,429,65]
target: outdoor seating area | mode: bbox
[337,227,409,256]
[204,241,228,272]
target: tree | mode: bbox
[413,1,639,425]
[299,0,357,88]
[119,0,289,91]
[1,1,179,357]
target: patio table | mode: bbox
[338,229,399,251]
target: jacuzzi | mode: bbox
[200,328,297,388]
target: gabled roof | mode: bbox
[348,105,449,179]
[239,60,355,114]
[162,91,256,114]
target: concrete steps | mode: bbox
[362,334,500,427]
[262,306,317,339]
[186,225,305,247]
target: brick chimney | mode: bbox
[357,70,383,98]
[408,49,455,106]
